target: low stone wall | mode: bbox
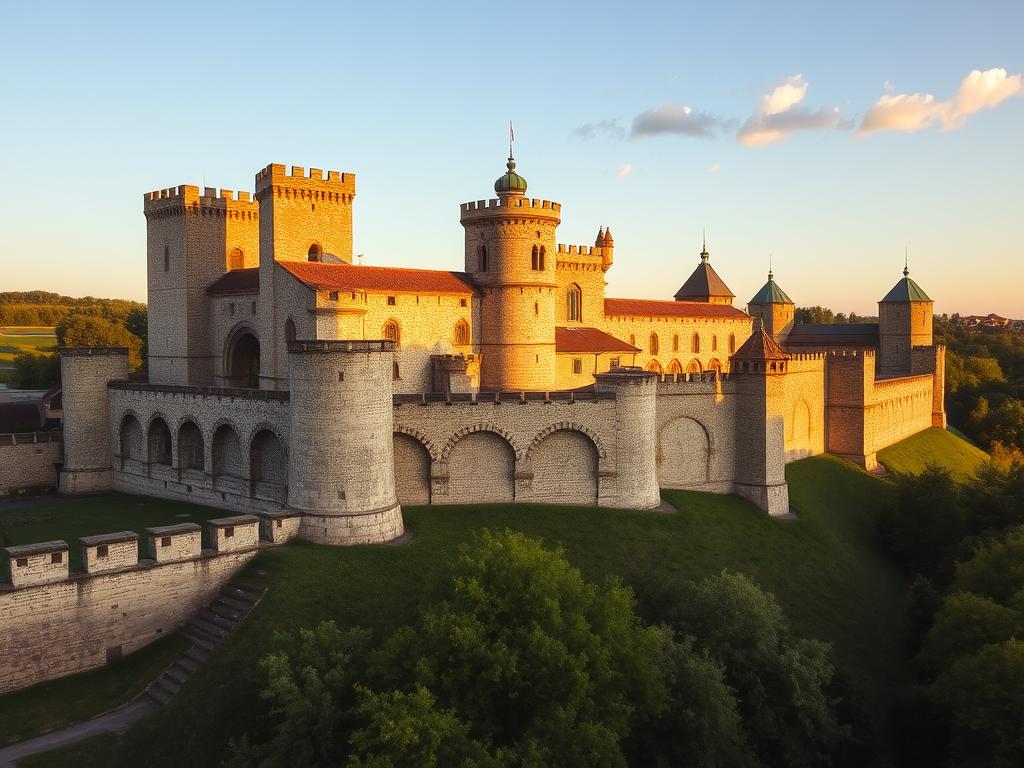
[0,514,286,695]
[0,432,62,497]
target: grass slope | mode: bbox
[29,463,909,766]
[878,426,988,479]
[0,494,233,572]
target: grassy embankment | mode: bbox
[2,427,985,766]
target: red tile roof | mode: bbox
[605,297,750,320]
[279,261,478,295]
[556,326,640,355]
[206,268,260,295]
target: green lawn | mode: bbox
[5,427,987,767]
[877,426,988,479]
[0,633,189,747]
[0,494,233,572]
[0,327,56,371]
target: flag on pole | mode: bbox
[510,120,514,143]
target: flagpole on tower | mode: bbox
[509,120,514,159]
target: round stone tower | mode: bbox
[286,340,404,545]
[594,367,661,509]
[58,347,130,494]
[460,154,561,391]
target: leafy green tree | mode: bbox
[932,639,1024,767]
[952,525,1024,603]
[11,352,60,390]
[670,571,847,767]
[878,466,966,584]
[124,307,149,361]
[919,591,1023,672]
[56,315,143,369]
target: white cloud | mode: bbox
[630,103,731,138]
[617,163,633,178]
[859,67,1022,136]
[883,80,895,94]
[708,162,720,175]
[737,74,844,146]
[573,119,626,140]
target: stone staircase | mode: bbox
[144,572,267,706]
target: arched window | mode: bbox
[687,359,703,375]
[711,335,718,352]
[531,245,540,271]
[163,245,170,272]
[227,248,244,270]
[629,333,636,347]
[567,284,582,322]
[393,361,401,380]
[729,334,736,354]
[539,246,546,270]
[691,333,700,353]
[672,334,679,352]
[478,244,488,272]
[383,320,400,347]
[454,319,470,346]
[650,333,659,355]
[307,243,322,262]
[285,317,296,343]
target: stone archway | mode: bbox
[225,327,260,388]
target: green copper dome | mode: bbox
[494,156,527,195]
[749,271,794,305]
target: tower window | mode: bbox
[387,296,396,306]
[531,245,546,271]
[229,302,235,317]
[729,334,736,354]
[572,358,583,375]
[383,320,400,347]
[539,246,545,270]
[478,244,488,272]
[460,298,467,307]
[672,334,679,352]
[285,317,297,343]
[629,334,635,347]
[712,336,718,351]
[650,333,659,355]
[393,361,401,380]
[567,284,582,322]
[329,291,339,301]
[454,319,470,346]
[227,248,244,270]
[307,243,322,262]
[691,333,700,353]
[163,245,170,272]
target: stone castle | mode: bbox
[46,151,945,542]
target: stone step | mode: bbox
[147,684,173,706]
[209,600,244,622]
[184,627,219,651]
[156,675,181,696]
[177,655,200,673]
[230,576,268,594]
[165,663,191,685]
[190,617,228,639]
[223,585,260,605]
[185,644,210,663]
[200,608,235,631]
[214,594,253,614]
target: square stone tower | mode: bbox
[878,265,933,377]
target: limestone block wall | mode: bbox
[0,522,260,694]
[555,246,608,326]
[779,355,827,461]
[600,313,752,376]
[108,383,289,513]
[209,292,261,387]
[865,375,935,456]
[654,376,738,493]
[0,432,61,496]
[392,391,643,508]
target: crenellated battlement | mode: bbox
[556,243,606,257]
[143,184,259,219]
[460,196,562,221]
[254,163,356,202]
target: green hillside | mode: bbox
[7,427,988,766]
[878,426,988,479]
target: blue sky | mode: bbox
[1,1,1021,316]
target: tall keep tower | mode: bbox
[144,185,258,385]
[460,152,560,390]
[747,268,795,344]
[255,164,356,388]
[878,262,933,377]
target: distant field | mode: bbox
[0,326,56,371]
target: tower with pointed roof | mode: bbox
[877,261,933,377]
[674,240,735,305]
[747,268,795,344]
[460,150,561,390]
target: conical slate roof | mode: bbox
[749,271,793,305]
[731,325,789,361]
[880,266,931,303]
[674,245,735,301]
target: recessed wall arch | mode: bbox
[527,421,606,460]
[440,423,522,462]
[393,425,440,460]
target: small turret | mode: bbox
[747,267,795,344]
[599,226,614,270]
[494,156,528,197]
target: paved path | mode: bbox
[0,693,157,766]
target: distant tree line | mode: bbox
[878,451,1024,766]
[794,306,871,325]
[2,292,147,390]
